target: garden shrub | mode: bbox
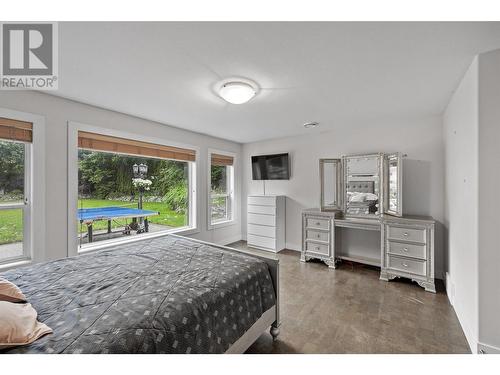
[164,184,188,213]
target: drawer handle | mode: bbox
[402,247,409,252]
[403,232,409,237]
[316,222,321,226]
[317,234,321,238]
[402,262,409,268]
[316,246,320,250]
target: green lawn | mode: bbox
[0,198,187,245]
[0,209,23,245]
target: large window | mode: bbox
[0,118,32,263]
[209,152,234,226]
[77,131,195,248]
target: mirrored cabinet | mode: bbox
[302,152,435,293]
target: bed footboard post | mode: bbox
[270,260,280,341]
[270,324,280,341]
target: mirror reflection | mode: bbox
[388,158,398,212]
[323,163,337,207]
[345,156,380,216]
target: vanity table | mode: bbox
[301,153,436,293]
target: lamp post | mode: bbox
[132,163,148,230]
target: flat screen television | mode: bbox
[251,153,290,180]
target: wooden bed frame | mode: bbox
[170,234,281,354]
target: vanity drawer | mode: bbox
[247,234,276,250]
[387,241,426,260]
[306,229,329,243]
[248,213,275,227]
[387,255,426,276]
[248,196,276,207]
[248,223,276,238]
[306,217,330,230]
[387,226,426,244]
[247,204,276,215]
[305,241,330,256]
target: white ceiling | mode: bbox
[55,22,500,143]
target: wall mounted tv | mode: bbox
[251,153,290,180]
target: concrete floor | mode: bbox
[228,241,471,354]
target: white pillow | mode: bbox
[349,193,366,202]
[364,193,379,201]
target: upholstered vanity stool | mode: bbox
[300,154,436,293]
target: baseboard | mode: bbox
[220,235,244,246]
[445,272,455,305]
[478,342,500,354]
[285,242,301,252]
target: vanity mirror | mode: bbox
[343,153,382,218]
[319,152,403,218]
[384,153,403,217]
[319,159,342,211]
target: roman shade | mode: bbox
[211,153,234,166]
[0,117,33,143]
[78,131,196,162]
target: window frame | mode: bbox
[68,121,199,256]
[0,108,45,271]
[207,149,236,230]
[0,141,30,264]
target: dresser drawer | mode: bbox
[247,204,276,215]
[248,213,275,227]
[248,196,276,207]
[387,241,426,260]
[387,255,426,276]
[305,217,330,230]
[248,223,276,238]
[387,226,426,244]
[306,229,329,243]
[305,241,330,256]
[248,234,276,250]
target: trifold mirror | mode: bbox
[319,159,343,211]
[320,152,403,218]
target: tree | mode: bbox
[78,150,189,212]
[0,140,24,195]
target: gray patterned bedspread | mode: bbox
[1,235,276,354]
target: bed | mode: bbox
[0,234,280,354]
[346,181,378,215]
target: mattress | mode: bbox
[0,235,276,354]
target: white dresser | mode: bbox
[247,195,286,252]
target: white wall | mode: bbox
[477,49,500,352]
[443,49,500,354]
[0,91,242,263]
[443,58,479,352]
[242,117,446,277]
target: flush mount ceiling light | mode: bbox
[218,78,259,104]
[303,121,320,128]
